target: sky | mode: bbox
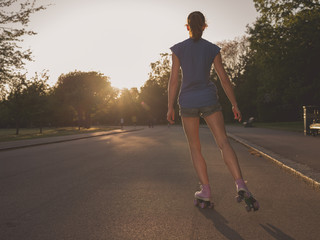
[11,0,259,89]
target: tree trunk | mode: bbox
[39,120,43,134]
[15,120,20,135]
[77,110,83,130]
[84,111,91,129]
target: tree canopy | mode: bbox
[55,71,115,129]
[0,0,46,92]
[242,0,320,121]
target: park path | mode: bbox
[226,125,320,174]
[1,126,320,239]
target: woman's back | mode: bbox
[170,38,221,108]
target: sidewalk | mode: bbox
[226,125,320,189]
[0,127,141,151]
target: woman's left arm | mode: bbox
[213,53,242,122]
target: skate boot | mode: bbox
[235,179,259,212]
[194,184,214,209]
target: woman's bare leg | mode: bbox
[182,117,209,185]
[204,111,243,180]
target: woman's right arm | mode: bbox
[167,53,180,124]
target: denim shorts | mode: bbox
[179,103,222,118]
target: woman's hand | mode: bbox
[232,105,242,122]
[167,107,175,124]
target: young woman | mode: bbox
[167,11,259,211]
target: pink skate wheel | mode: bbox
[200,202,205,209]
[236,195,242,203]
[253,201,260,211]
[245,205,251,212]
[208,202,214,209]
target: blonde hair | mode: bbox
[187,11,207,41]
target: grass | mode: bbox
[0,126,119,142]
[0,121,305,142]
[226,121,304,132]
[250,121,304,132]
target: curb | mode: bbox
[0,128,143,152]
[227,132,320,191]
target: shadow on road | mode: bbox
[260,223,295,240]
[199,209,245,240]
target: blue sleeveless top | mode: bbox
[170,38,221,108]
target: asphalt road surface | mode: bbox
[1,126,320,240]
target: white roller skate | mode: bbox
[235,179,259,212]
[194,184,214,209]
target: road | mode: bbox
[1,126,320,240]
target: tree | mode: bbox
[24,71,51,133]
[109,88,142,126]
[4,75,28,134]
[210,37,251,122]
[55,71,116,129]
[3,71,52,134]
[140,53,181,124]
[139,80,166,124]
[148,53,172,91]
[49,92,76,127]
[215,36,250,82]
[0,0,46,91]
[244,0,320,121]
